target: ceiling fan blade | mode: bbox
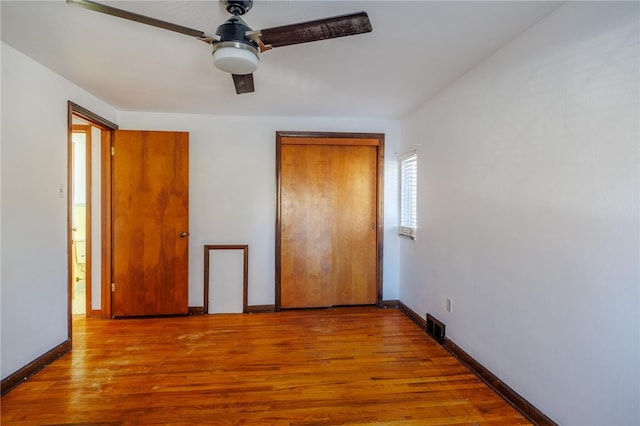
[67,0,215,42]
[232,74,255,94]
[257,12,372,48]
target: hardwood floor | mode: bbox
[1,307,530,425]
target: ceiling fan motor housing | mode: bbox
[215,16,256,46]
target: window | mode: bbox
[399,152,417,239]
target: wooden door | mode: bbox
[112,130,189,316]
[331,145,378,305]
[278,133,383,309]
[280,145,333,308]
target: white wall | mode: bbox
[117,112,400,311]
[399,2,639,424]
[1,42,117,379]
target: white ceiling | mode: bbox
[1,0,563,119]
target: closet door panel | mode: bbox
[280,145,333,308]
[278,135,380,309]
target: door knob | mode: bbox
[179,232,189,238]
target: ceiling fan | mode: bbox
[67,0,372,94]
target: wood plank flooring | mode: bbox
[1,307,530,425]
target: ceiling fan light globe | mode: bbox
[213,47,258,75]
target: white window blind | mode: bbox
[399,152,417,239]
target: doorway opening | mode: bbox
[71,124,91,315]
[67,102,118,337]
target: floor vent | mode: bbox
[426,313,445,344]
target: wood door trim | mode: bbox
[275,131,385,311]
[203,245,249,314]
[69,101,118,130]
[280,137,380,146]
[67,103,118,329]
[277,131,384,142]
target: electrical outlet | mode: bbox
[446,298,452,313]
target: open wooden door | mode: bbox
[111,130,189,316]
[276,132,384,309]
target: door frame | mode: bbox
[275,131,385,311]
[67,102,118,331]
